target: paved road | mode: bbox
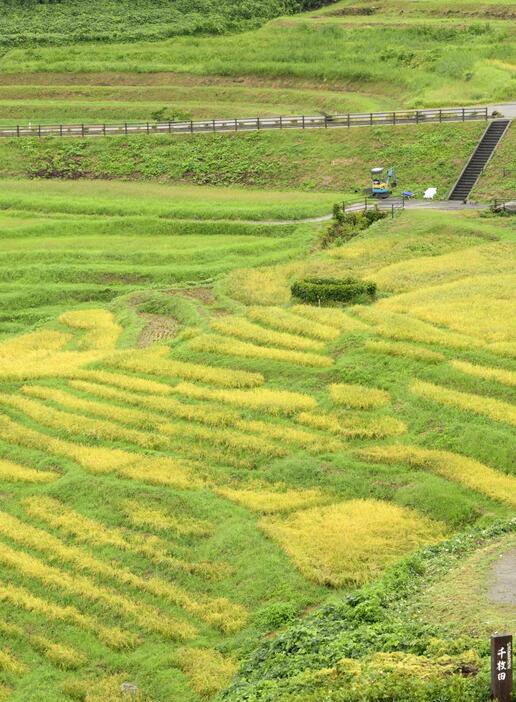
[255,198,492,225]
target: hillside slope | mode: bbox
[0,200,513,701]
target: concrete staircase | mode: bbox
[449,119,511,201]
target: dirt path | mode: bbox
[488,548,516,606]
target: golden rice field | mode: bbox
[0,203,514,701]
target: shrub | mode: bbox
[321,206,387,249]
[291,276,376,305]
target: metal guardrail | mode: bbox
[0,106,489,139]
[345,197,406,218]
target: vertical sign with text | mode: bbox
[491,633,512,702]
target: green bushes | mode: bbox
[321,206,387,248]
[291,276,377,305]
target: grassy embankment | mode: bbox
[0,196,514,701]
[0,122,484,191]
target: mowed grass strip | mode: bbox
[0,581,135,650]
[329,383,390,410]
[187,333,333,368]
[248,307,340,340]
[450,360,516,387]
[357,445,516,508]
[0,510,245,633]
[411,379,516,427]
[261,499,445,587]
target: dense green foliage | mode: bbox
[0,0,333,47]
[291,276,376,304]
[321,207,387,248]
[223,520,516,702]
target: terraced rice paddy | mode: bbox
[0,194,513,701]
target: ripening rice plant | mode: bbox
[0,457,57,483]
[59,309,121,351]
[0,617,84,670]
[0,392,166,449]
[0,649,26,675]
[30,636,85,671]
[68,379,240,426]
[329,383,390,409]
[0,541,196,640]
[121,500,213,537]
[248,307,340,340]
[411,379,516,427]
[187,333,333,368]
[450,360,516,387]
[22,386,269,461]
[69,380,340,452]
[364,339,444,363]
[370,242,514,293]
[0,328,101,380]
[0,581,135,650]
[72,369,173,395]
[22,496,224,580]
[63,673,152,702]
[174,647,238,697]
[354,308,481,349]
[291,305,369,332]
[0,414,198,488]
[170,381,317,414]
[3,509,242,632]
[297,411,406,438]
[108,347,264,387]
[216,482,329,513]
[356,445,516,508]
[211,317,325,351]
[224,263,295,306]
[380,273,515,343]
[261,499,444,587]
[488,341,516,359]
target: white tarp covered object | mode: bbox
[423,187,437,199]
